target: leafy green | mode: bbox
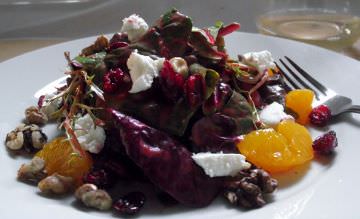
[222,91,255,135]
[190,31,226,60]
[202,83,233,116]
[75,52,106,68]
[156,9,193,58]
[204,69,220,99]
[114,88,199,137]
[74,52,107,85]
[160,8,178,26]
[192,90,255,153]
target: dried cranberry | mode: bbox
[109,41,129,51]
[103,68,131,94]
[83,169,111,188]
[113,192,146,215]
[184,74,206,108]
[312,130,338,154]
[37,95,46,108]
[109,32,128,44]
[309,105,331,127]
[159,60,185,101]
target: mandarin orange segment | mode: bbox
[36,137,93,185]
[285,89,314,125]
[237,120,313,173]
[276,120,314,165]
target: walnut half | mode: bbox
[25,106,48,125]
[5,124,47,152]
[17,157,47,183]
[75,183,112,211]
[223,167,278,208]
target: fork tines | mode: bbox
[275,56,329,100]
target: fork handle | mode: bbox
[344,105,360,114]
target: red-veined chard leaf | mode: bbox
[192,90,255,153]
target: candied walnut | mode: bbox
[5,124,25,150]
[17,157,47,183]
[5,124,47,152]
[81,35,109,56]
[25,106,48,125]
[75,184,112,211]
[75,183,97,200]
[38,173,74,195]
[223,168,278,208]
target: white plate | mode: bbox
[1,32,360,219]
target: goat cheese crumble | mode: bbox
[259,102,293,127]
[127,50,164,93]
[243,50,276,73]
[192,152,251,177]
[74,114,106,154]
[121,14,149,42]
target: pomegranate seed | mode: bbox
[159,38,171,59]
[113,192,146,215]
[103,68,131,94]
[309,105,331,127]
[312,130,338,154]
[184,74,206,108]
[160,60,185,101]
[83,169,112,188]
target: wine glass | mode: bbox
[256,0,360,52]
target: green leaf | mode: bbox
[75,51,106,68]
[221,91,255,134]
[215,20,224,28]
[161,8,178,26]
[226,62,260,84]
[75,52,107,85]
[189,31,226,60]
[204,69,220,99]
[116,89,199,137]
[156,9,193,58]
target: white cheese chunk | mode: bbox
[243,50,276,73]
[192,152,251,177]
[74,114,106,154]
[259,102,293,127]
[121,14,149,42]
[127,51,164,93]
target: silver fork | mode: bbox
[276,56,360,116]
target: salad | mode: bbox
[4,9,337,215]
